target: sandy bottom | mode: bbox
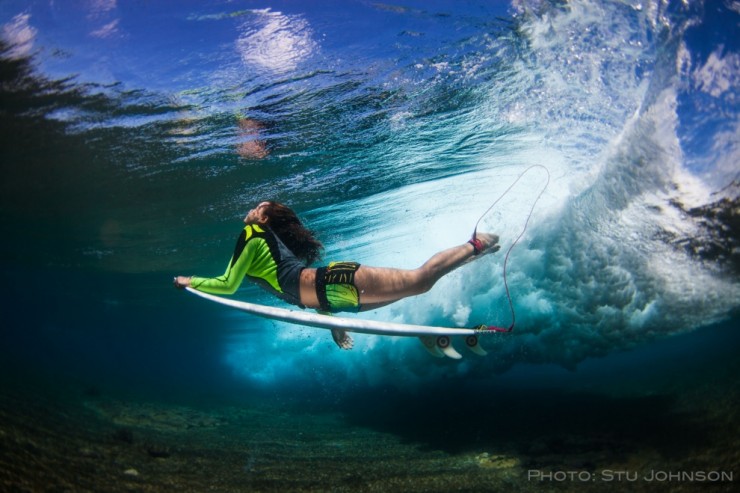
[1,364,737,493]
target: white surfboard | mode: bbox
[186,287,489,358]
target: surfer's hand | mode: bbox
[173,276,191,289]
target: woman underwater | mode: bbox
[175,201,499,349]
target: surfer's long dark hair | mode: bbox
[263,201,323,265]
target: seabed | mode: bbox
[1,367,737,493]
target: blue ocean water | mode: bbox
[0,0,738,490]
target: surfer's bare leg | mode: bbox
[355,233,499,310]
[331,329,354,350]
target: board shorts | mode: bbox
[315,261,361,313]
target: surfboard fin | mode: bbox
[435,335,462,359]
[464,335,487,356]
[419,336,445,358]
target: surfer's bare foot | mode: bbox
[467,233,500,259]
[331,329,354,350]
[476,233,500,254]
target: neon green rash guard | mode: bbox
[189,224,306,307]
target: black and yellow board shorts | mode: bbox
[315,261,361,313]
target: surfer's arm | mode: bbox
[187,229,255,295]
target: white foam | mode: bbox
[220,0,738,385]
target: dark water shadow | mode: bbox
[335,384,718,465]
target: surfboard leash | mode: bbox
[470,164,550,333]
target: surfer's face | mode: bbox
[244,202,270,225]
